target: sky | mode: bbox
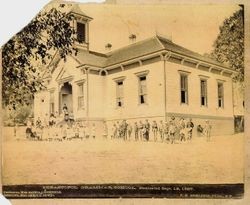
[0,0,105,46]
[0,1,239,55]
[81,4,240,54]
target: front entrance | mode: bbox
[59,82,73,114]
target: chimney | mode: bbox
[105,43,112,51]
[129,34,136,43]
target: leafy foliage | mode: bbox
[3,105,33,126]
[2,4,77,108]
[211,7,244,82]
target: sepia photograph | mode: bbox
[1,0,245,199]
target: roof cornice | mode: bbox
[104,49,237,77]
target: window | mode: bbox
[50,91,55,114]
[138,76,147,104]
[180,74,188,104]
[200,79,207,106]
[218,82,224,108]
[116,81,124,107]
[77,22,86,43]
[78,83,84,109]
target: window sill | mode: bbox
[138,103,149,106]
[115,106,124,110]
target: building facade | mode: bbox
[34,6,236,137]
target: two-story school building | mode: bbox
[34,5,237,137]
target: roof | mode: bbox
[105,37,164,67]
[75,49,107,67]
[69,4,93,20]
[156,35,229,69]
[49,35,232,73]
[104,35,231,69]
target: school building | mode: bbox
[34,5,237,137]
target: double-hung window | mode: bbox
[116,81,124,107]
[180,74,188,104]
[78,82,84,110]
[77,22,86,43]
[138,76,147,104]
[200,79,208,106]
[135,71,149,105]
[218,82,224,108]
[49,90,55,114]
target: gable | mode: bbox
[49,55,81,85]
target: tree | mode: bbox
[3,105,33,126]
[211,6,244,83]
[2,3,77,109]
[211,6,244,132]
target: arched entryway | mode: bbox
[59,82,73,114]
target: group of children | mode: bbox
[110,117,195,144]
[25,115,212,142]
[110,117,212,143]
[26,119,98,141]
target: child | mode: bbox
[79,123,84,139]
[74,123,80,138]
[66,124,73,140]
[127,123,132,140]
[26,120,32,139]
[197,125,203,137]
[111,124,117,139]
[168,120,176,144]
[61,124,67,140]
[164,121,169,142]
[152,121,158,142]
[103,122,108,139]
[158,121,164,142]
[139,121,144,141]
[203,120,212,141]
[179,119,186,142]
[134,122,139,141]
[142,125,147,141]
[186,118,194,140]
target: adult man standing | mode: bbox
[134,122,139,141]
[145,119,150,141]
